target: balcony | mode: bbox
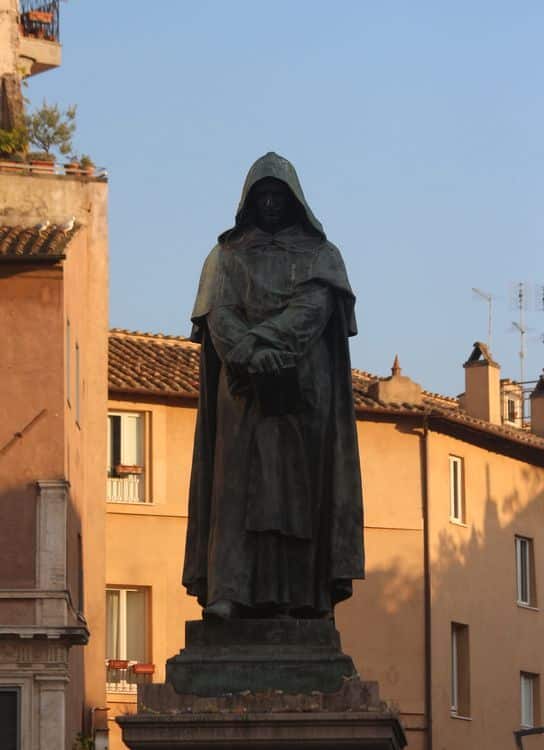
[18,1,61,76]
[107,473,144,503]
[106,660,155,694]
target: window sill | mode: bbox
[517,602,539,612]
[106,498,153,508]
[449,518,468,528]
[450,712,472,721]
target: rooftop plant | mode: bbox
[25,100,76,157]
[0,125,28,156]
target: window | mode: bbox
[507,398,517,423]
[75,342,80,425]
[66,319,71,406]
[451,623,470,717]
[0,688,19,750]
[516,536,536,607]
[107,412,145,502]
[521,672,539,728]
[77,533,84,613]
[106,587,149,693]
[449,456,465,523]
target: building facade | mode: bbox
[0,2,111,748]
[105,331,544,750]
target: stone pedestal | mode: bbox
[167,618,356,696]
[117,619,406,749]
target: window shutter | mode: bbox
[126,589,146,663]
[122,414,142,466]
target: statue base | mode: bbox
[165,618,356,696]
[117,677,407,749]
[117,619,406,749]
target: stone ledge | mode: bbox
[138,677,381,716]
[118,707,406,750]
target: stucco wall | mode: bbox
[0,265,64,589]
[61,178,109,731]
[428,431,544,749]
[0,171,108,746]
[106,399,200,745]
[338,418,426,749]
[0,0,19,77]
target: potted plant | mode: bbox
[114,464,143,476]
[27,10,53,24]
[79,154,95,176]
[64,155,80,175]
[107,659,129,670]
[0,152,25,172]
[0,125,28,166]
[130,663,155,683]
[25,100,76,171]
[28,151,55,173]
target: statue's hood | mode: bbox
[218,152,325,242]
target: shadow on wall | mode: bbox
[338,451,544,750]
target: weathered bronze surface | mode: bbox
[166,618,356,696]
[182,152,364,618]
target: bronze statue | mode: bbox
[182,152,364,620]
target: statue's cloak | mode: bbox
[183,152,364,610]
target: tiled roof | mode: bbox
[108,330,544,452]
[0,223,79,261]
[109,329,200,397]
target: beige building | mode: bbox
[0,1,111,748]
[3,5,544,749]
[0,171,109,749]
[105,331,544,750]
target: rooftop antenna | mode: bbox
[472,288,493,350]
[511,282,528,423]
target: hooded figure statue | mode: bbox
[183,152,364,620]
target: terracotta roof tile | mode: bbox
[0,224,80,261]
[109,329,200,397]
[107,330,544,452]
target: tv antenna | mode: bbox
[511,282,529,423]
[472,288,493,350]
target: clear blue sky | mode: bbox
[28,1,544,397]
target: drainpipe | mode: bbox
[422,415,433,750]
[514,727,544,748]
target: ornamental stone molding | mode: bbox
[35,480,69,627]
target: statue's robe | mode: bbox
[182,153,364,614]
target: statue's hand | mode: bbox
[249,349,285,375]
[226,334,257,373]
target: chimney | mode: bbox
[462,342,501,424]
[369,355,423,406]
[530,372,544,437]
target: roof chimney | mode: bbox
[530,371,544,437]
[369,355,423,406]
[462,342,501,424]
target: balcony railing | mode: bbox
[106,660,155,694]
[0,160,107,179]
[107,475,145,503]
[20,0,60,42]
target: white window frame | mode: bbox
[0,676,32,750]
[516,536,534,606]
[65,319,71,407]
[507,397,517,424]
[449,456,464,523]
[75,342,80,426]
[107,411,146,503]
[451,622,470,718]
[521,672,537,728]
[0,687,20,750]
[451,625,459,714]
[106,587,149,694]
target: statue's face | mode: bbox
[252,178,292,233]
